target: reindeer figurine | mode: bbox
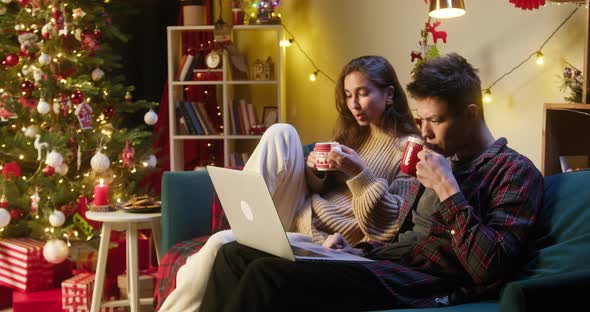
[425,21,447,44]
[410,50,422,63]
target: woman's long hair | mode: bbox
[333,56,419,149]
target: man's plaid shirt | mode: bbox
[361,138,544,307]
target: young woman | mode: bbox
[158,55,420,312]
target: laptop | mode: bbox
[206,166,373,263]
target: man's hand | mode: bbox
[328,145,365,178]
[415,146,460,202]
[322,233,364,256]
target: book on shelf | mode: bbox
[239,99,251,135]
[175,54,188,81]
[228,99,238,135]
[246,103,258,126]
[191,102,212,135]
[178,116,189,135]
[178,54,195,82]
[197,102,219,134]
[176,102,194,135]
[177,101,201,135]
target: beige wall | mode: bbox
[278,0,586,169]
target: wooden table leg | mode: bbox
[127,222,139,311]
[90,222,111,312]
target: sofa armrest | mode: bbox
[161,170,214,255]
[499,271,590,312]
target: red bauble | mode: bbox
[18,0,31,6]
[52,6,64,30]
[94,28,101,38]
[20,80,34,94]
[60,203,76,217]
[103,105,114,120]
[43,165,55,176]
[2,161,22,179]
[5,54,19,67]
[19,96,37,109]
[70,90,84,104]
[9,209,22,220]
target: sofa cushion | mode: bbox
[524,170,590,278]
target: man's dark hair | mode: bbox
[407,53,483,117]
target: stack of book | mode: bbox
[176,101,218,135]
[229,99,260,135]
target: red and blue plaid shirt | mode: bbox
[361,138,544,308]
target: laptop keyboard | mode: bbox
[291,245,329,258]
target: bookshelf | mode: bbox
[540,3,590,176]
[166,25,283,171]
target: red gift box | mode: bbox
[0,238,54,292]
[12,288,61,312]
[0,285,12,309]
[107,233,151,276]
[61,273,118,311]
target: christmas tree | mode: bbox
[0,0,158,252]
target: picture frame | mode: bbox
[262,106,278,128]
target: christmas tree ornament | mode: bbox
[55,163,69,176]
[2,161,21,179]
[121,140,135,169]
[17,32,38,51]
[143,154,157,168]
[14,24,24,31]
[45,150,64,168]
[49,209,65,227]
[60,203,75,217]
[77,145,81,171]
[74,28,83,41]
[509,0,545,10]
[0,103,16,121]
[9,208,22,221]
[90,151,110,173]
[52,5,64,31]
[144,109,158,125]
[52,102,60,115]
[5,53,19,67]
[36,98,50,114]
[0,207,10,227]
[21,64,34,76]
[38,53,50,65]
[75,101,93,129]
[0,194,7,208]
[91,67,104,81]
[43,239,69,264]
[41,23,53,39]
[72,8,86,19]
[19,96,37,109]
[124,91,133,102]
[20,80,34,94]
[24,125,39,137]
[42,165,55,176]
[70,90,84,104]
[0,0,11,4]
[30,188,39,216]
[81,31,99,53]
[34,134,49,160]
[17,0,31,6]
[0,5,6,15]
[33,68,46,82]
[94,28,101,39]
[103,105,114,120]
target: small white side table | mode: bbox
[86,210,161,312]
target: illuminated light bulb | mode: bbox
[117,198,121,203]
[280,39,294,47]
[309,71,318,82]
[535,51,544,65]
[483,89,492,104]
[18,155,24,160]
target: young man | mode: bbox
[200,53,544,311]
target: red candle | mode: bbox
[94,178,109,206]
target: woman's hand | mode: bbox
[322,233,364,256]
[328,145,365,178]
[306,151,318,170]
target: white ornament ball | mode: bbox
[21,64,33,75]
[91,151,110,173]
[24,125,39,138]
[0,0,12,4]
[0,208,10,227]
[56,163,69,176]
[48,209,65,227]
[43,239,69,264]
[41,23,53,38]
[144,109,158,125]
[33,68,45,82]
[144,155,157,168]
[38,53,50,66]
[45,150,64,168]
[37,98,50,114]
[91,68,105,81]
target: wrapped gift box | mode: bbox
[117,273,155,299]
[107,233,151,276]
[0,238,54,292]
[12,288,61,312]
[62,273,119,311]
[0,285,12,309]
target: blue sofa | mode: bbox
[160,170,590,311]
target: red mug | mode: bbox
[400,137,424,177]
[314,142,341,171]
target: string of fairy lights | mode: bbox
[276,2,584,103]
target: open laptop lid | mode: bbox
[206,166,296,261]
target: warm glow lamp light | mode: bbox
[429,0,466,19]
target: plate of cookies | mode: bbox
[118,195,161,213]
